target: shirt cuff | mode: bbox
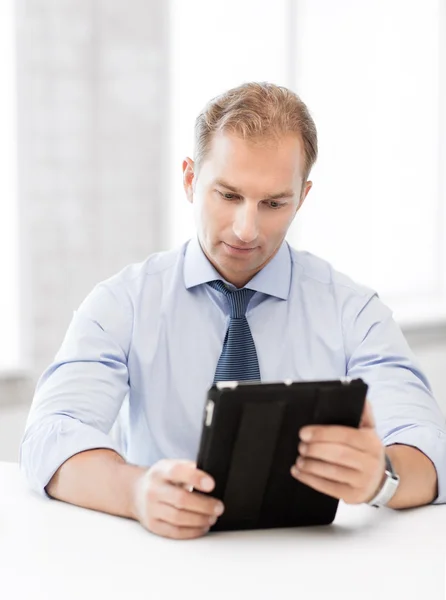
[20,417,124,498]
[383,425,446,505]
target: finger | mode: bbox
[157,482,224,518]
[155,503,217,529]
[298,442,364,471]
[290,468,351,501]
[150,519,210,540]
[359,399,375,429]
[294,456,365,487]
[156,460,215,493]
[299,424,377,452]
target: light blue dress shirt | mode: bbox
[21,238,446,502]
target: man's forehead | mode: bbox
[201,131,305,187]
[206,130,304,169]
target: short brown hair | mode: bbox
[194,82,318,183]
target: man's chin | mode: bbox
[217,253,262,278]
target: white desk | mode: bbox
[0,461,445,600]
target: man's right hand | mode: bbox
[131,459,225,540]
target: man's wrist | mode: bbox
[367,454,400,507]
[366,468,387,504]
[117,462,148,521]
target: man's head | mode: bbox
[183,82,318,288]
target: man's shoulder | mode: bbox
[100,243,187,293]
[288,245,375,299]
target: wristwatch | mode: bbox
[367,454,400,508]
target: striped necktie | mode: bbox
[208,280,261,383]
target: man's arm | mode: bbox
[47,449,225,540]
[46,449,145,519]
[20,282,131,496]
[342,291,446,505]
[386,444,437,508]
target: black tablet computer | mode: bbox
[196,378,368,532]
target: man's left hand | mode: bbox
[291,400,386,504]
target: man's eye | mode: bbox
[222,192,238,200]
[268,201,283,209]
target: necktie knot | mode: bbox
[207,280,255,319]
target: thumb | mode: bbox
[359,399,375,429]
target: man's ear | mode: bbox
[183,157,195,204]
[297,180,312,212]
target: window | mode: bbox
[169,0,446,328]
[0,0,19,370]
[290,0,446,327]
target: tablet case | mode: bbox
[196,378,367,531]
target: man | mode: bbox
[21,82,446,540]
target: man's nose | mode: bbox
[232,203,259,244]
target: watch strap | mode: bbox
[367,454,400,508]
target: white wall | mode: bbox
[15,0,169,379]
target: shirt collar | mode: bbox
[183,237,291,300]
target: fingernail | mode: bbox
[201,477,214,491]
[297,457,305,468]
[291,466,299,477]
[209,516,217,525]
[300,429,312,442]
[299,443,307,455]
[214,502,224,515]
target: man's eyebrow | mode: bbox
[263,190,295,201]
[214,178,294,200]
[214,179,243,194]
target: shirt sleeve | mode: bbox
[343,291,446,504]
[20,281,132,497]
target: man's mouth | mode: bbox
[223,242,258,253]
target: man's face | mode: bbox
[183,131,312,287]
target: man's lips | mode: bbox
[223,242,258,252]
